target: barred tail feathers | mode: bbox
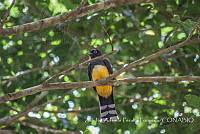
[98,95,119,122]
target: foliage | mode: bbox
[0,0,200,133]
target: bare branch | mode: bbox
[107,39,200,80]
[107,19,200,79]
[18,121,79,134]
[0,130,18,134]
[41,98,174,113]
[98,36,122,49]
[78,0,88,10]
[1,97,173,128]
[3,103,19,112]
[0,76,200,104]
[0,92,71,125]
[24,91,48,110]
[26,0,45,17]
[0,0,16,27]
[99,21,114,51]
[0,38,200,103]
[43,50,118,85]
[0,36,199,104]
[135,53,200,69]
[0,0,163,37]
[0,65,67,86]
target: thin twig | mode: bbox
[0,91,71,125]
[41,98,175,114]
[133,53,200,69]
[0,0,16,27]
[1,76,200,104]
[98,36,122,49]
[43,50,118,85]
[1,38,200,104]
[106,39,200,80]
[24,91,49,110]
[99,21,114,50]
[3,103,20,112]
[18,121,79,134]
[0,0,164,37]
[0,65,67,86]
[0,130,18,134]
[78,0,88,10]
[186,18,200,40]
[106,19,200,80]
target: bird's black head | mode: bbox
[87,49,102,58]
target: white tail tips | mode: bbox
[100,115,119,123]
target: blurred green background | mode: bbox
[0,0,200,133]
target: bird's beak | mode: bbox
[87,51,92,55]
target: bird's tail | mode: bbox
[98,94,119,122]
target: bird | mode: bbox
[87,49,119,122]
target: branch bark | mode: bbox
[0,130,18,134]
[0,92,71,125]
[1,38,200,104]
[0,97,173,126]
[0,0,163,37]
[107,39,200,80]
[0,65,67,86]
[0,0,16,27]
[18,121,79,134]
[24,91,48,110]
[41,98,175,113]
[43,50,118,85]
[0,76,200,104]
[134,53,200,70]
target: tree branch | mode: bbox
[0,76,200,104]
[0,36,122,87]
[24,91,49,110]
[0,65,67,86]
[1,97,173,127]
[43,50,118,85]
[41,98,174,113]
[1,37,200,103]
[0,0,163,37]
[77,0,88,10]
[135,53,200,70]
[106,39,200,80]
[2,52,198,87]
[0,130,18,134]
[0,91,71,125]
[0,0,16,27]
[3,103,19,113]
[107,18,200,79]
[43,39,200,86]
[17,121,79,134]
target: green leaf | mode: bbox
[51,40,61,45]
[144,64,160,75]
[84,129,92,134]
[177,32,186,40]
[185,94,200,109]
[10,7,19,17]
[188,117,200,133]
[161,27,173,36]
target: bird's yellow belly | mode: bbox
[92,65,112,98]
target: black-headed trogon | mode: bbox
[87,49,118,122]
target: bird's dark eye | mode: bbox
[93,50,98,54]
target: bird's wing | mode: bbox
[103,59,113,74]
